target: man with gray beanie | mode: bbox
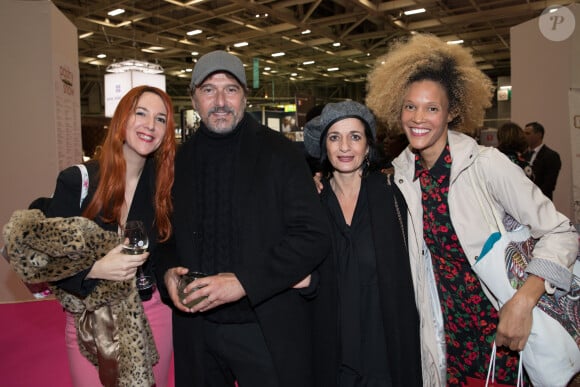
[154,50,331,387]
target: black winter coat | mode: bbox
[310,171,422,387]
[155,114,331,387]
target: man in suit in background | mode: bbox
[523,121,561,200]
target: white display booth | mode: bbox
[511,4,579,220]
[0,1,81,301]
[104,71,166,117]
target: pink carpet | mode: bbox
[0,299,73,386]
[0,299,175,386]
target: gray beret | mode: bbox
[303,101,376,158]
[190,50,247,89]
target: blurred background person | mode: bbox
[497,122,534,180]
[523,121,561,200]
[381,132,409,174]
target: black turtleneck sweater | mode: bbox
[192,119,256,323]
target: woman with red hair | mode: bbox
[46,85,176,386]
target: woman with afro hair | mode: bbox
[366,34,578,386]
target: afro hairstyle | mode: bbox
[365,33,494,135]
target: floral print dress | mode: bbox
[415,145,522,386]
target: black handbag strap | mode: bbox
[385,172,407,251]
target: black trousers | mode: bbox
[202,319,279,387]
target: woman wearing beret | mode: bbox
[304,100,422,387]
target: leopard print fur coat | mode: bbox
[3,209,159,387]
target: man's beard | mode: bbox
[206,106,240,134]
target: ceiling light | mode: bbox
[327,67,339,72]
[302,60,315,65]
[79,32,94,39]
[234,42,249,48]
[264,67,271,71]
[301,29,311,35]
[191,51,199,56]
[106,59,164,74]
[271,52,285,57]
[186,29,202,36]
[447,39,464,45]
[291,73,298,76]
[332,42,341,47]
[147,46,165,51]
[404,8,425,16]
[97,53,107,59]
[108,8,125,17]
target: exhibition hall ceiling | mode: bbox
[52,0,575,100]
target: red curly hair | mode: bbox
[83,85,175,242]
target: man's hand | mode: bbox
[164,266,191,313]
[182,272,247,313]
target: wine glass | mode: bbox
[121,220,154,300]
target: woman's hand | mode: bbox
[495,275,545,351]
[86,244,148,281]
[293,274,311,288]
